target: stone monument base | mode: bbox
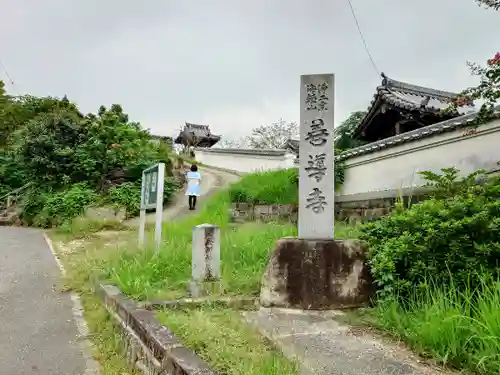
[260,237,374,310]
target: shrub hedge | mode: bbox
[360,168,500,300]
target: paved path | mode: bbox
[243,308,453,375]
[0,227,92,375]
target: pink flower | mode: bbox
[488,52,500,66]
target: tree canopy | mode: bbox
[333,110,367,151]
[448,2,499,119]
[476,0,500,10]
[0,82,176,226]
[220,112,367,152]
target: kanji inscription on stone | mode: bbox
[305,188,327,213]
[305,82,329,111]
[305,119,329,147]
[305,153,327,182]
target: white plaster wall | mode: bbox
[193,120,500,202]
[338,119,500,199]
[195,149,297,173]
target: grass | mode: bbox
[50,182,358,374]
[54,176,500,375]
[157,307,299,375]
[228,168,298,204]
[100,190,358,300]
[77,294,140,375]
[342,275,500,375]
[57,216,128,240]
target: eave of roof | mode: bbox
[338,105,500,161]
[174,134,221,145]
[285,139,299,153]
[353,73,475,137]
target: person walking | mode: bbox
[185,164,201,210]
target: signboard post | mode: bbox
[138,163,165,255]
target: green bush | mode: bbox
[22,183,98,227]
[107,182,142,218]
[228,169,298,204]
[360,168,500,300]
[106,176,180,219]
[163,177,181,202]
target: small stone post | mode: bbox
[189,223,221,298]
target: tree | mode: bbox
[476,0,500,10]
[219,112,368,152]
[0,80,13,146]
[334,110,367,152]
[0,81,179,226]
[14,103,158,191]
[448,2,499,120]
[246,119,298,149]
[0,90,81,147]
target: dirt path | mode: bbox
[126,166,239,226]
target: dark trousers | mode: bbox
[188,195,197,210]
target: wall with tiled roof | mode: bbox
[338,116,500,201]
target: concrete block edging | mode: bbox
[97,283,220,375]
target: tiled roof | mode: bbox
[338,105,500,161]
[285,139,299,153]
[354,73,475,136]
[378,74,474,112]
[288,106,499,163]
[184,122,215,137]
[174,122,221,146]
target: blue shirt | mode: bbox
[185,171,201,196]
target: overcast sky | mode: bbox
[1,0,499,141]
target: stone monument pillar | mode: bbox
[189,223,221,298]
[260,74,373,309]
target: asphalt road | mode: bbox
[0,166,240,374]
[0,227,89,375]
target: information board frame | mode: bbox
[138,162,165,255]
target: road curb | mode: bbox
[97,283,220,375]
[43,232,101,375]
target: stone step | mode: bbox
[242,307,454,375]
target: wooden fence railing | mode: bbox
[0,182,32,211]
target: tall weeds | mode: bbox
[375,274,500,374]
